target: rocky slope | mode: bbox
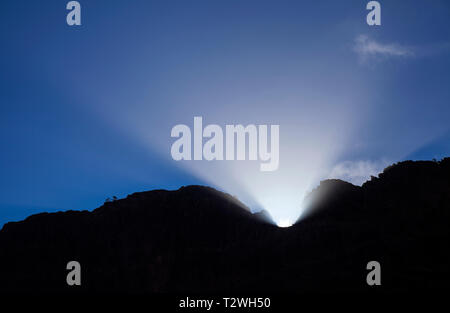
[0,159,449,293]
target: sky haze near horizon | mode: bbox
[1,0,449,226]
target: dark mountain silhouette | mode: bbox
[0,159,449,293]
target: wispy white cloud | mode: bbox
[329,159,390,186]
[354,35,414,62]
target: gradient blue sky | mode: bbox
[1,0,449,226]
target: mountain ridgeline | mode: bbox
[0,159,449,293]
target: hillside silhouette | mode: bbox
[0,159,449,293]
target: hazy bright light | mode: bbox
[99,89,365,224]
[276,219,293,228]
[87,33,374,224]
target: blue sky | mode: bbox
[1,0,449,226]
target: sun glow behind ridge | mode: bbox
[276,219,293,228]
[99,90,366,226]
[87,25,372,225]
